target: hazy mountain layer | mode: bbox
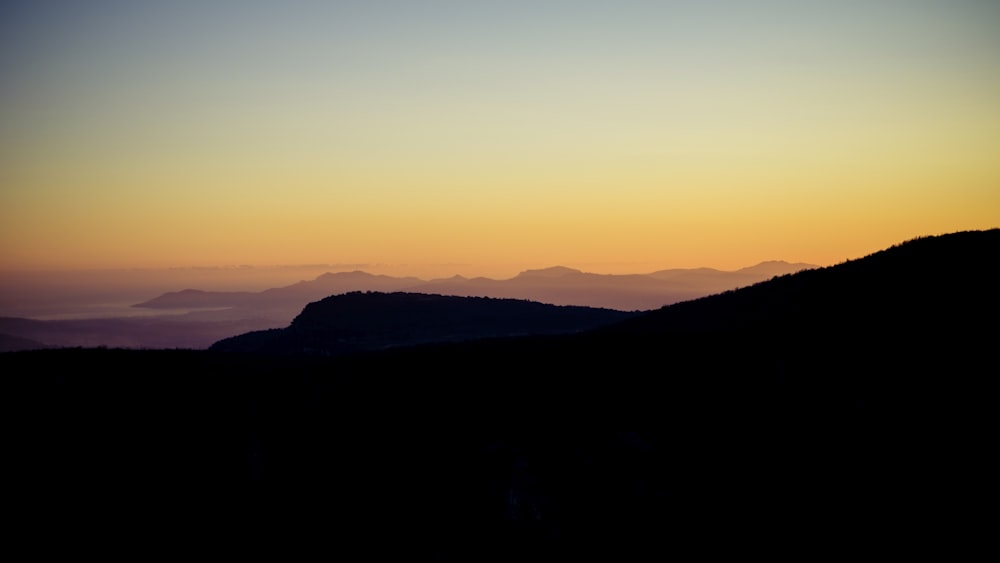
[134,260,816,319]
[0,261,813,351]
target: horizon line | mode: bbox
[0,258,823,277]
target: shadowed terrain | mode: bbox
[210,292,638,356]
[3,229,996,559]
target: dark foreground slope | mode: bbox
[3,229,997,559]
[210,291,638,355]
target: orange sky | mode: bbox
[2,1,998,276]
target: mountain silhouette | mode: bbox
[0,260,812,351]
[210,291,638,356]
[134,260,815,320]
[604,229,997,336]
[2,229,995,559]
[409,260,818,310]
[133,270,424,317]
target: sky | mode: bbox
[2,0,998,276]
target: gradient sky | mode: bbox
[2,0,998,275]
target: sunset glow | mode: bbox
[2,1,998,275]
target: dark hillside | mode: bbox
[3,229,996,559]
[605,228,998,336]
[210,291,637,355]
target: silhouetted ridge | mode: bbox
[5,229,996,560]
[603,229,999,336]
[124,260,815,326]
[210,291,636,355]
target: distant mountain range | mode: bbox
[0,260,813,351]
[134,260,815,319]
[2,229,996,559]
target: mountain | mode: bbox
[0,259,814,351]
[210,291,638,356]
[3,229,995,559]
[133,270,424,317]
[133,260,816,322]
[604,229,997,336]
[130,288,258,309]
[0,260,807,351]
